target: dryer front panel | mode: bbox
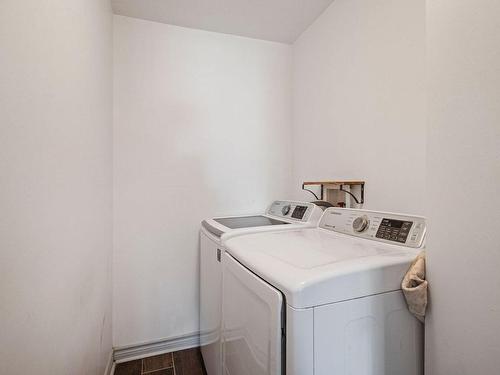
[222,253,283,375]
[313,290,423,375]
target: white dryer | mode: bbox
[200,201,323,375]
[223,207,426,375]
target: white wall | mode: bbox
[113,15,292,347]
[0,1,113,374]
[425,0,500,373]
[292,0,426,214]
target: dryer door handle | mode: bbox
[217,248,222,262]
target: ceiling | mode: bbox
[111,0,334,44]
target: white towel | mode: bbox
[401,251,427,323]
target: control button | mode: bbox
[281,205,291,215]
[353,215,369,233]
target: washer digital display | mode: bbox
[291,205,307,219]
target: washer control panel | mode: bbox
[267,201,315,222]
[319,208,426,248]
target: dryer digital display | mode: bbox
[375,218,413,243]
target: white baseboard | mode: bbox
[104,350,114,375]
[113,331,200,363]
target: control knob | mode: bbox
[353,215,369,232]
[281,204,291,215]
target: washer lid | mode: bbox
[213,215,290,229]
[224,228,421,309]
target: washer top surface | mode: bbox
[224,207,426,309]
[201,200,322,243]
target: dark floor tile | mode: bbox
[173,348,207,375]
[142,353,174,372]
[144,369,174,375]
[114,359,142,375]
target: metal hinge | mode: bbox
[217,248,221,262]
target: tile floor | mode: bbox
[114,347,206,375]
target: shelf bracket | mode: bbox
[339,184,364,205]
[301,183,322,200]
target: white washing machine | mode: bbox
[222,207,426,375]
[200,201,323,375]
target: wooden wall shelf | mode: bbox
[303,180,364,186]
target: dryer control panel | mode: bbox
[319,208,426,248]
[266,200,317,222]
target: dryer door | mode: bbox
[222,253,284,375]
